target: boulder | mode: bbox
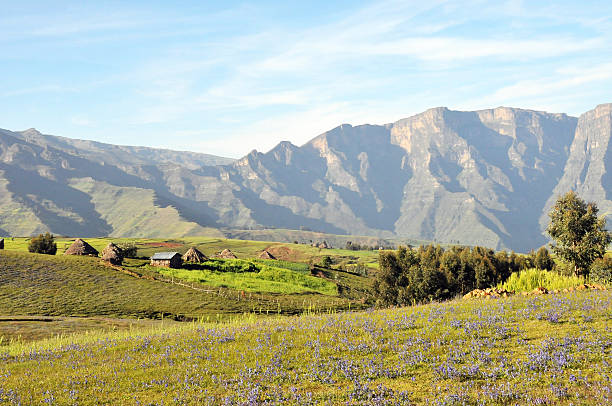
[532,287,548,295]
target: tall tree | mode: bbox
[547,191,611,276]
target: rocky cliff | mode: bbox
[1,104,609,251]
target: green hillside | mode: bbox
[68,178,223,238]
[0,250,360,321]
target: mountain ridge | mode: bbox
[0,103,609,252]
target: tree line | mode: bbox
[374,191,611,306]
[373,244,553,306]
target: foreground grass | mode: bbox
[1,291,610,405]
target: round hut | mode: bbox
[64,238,99,256]
[101,242,123,265]
[182,247,207,263]
[258,250,276,260]
[215,249,237,259]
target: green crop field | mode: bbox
[151,259,338,295]
[0,290,609,404]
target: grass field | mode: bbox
[0,251,364,324]
[0,290,609,404]
[152,261,338,295]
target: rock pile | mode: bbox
[462,288,513,299]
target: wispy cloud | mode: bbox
[1,0,611,156]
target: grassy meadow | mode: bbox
[0,290,610,404]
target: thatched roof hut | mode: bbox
[64,238,99,256]
[258,250,276,260]
[101,242,123,265]
[182,247,207,263]
[215,249,237,259]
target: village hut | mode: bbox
[102,242,123,265]
[258,250,276,260]
[64,238,99,256]
[182,247,207,263]
[0,238,4,249]
[215,249,237,259]
[317,241,330,249]
[151,252,183,268]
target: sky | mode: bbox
[1,0,611,158]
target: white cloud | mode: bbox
[70,116,93,126]
[453,62,612,114]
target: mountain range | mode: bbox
[1,103,610,252]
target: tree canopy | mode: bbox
[373,244,530,306]
[546,191,611,276]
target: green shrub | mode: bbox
[499,268,585,292]
[320,256,332,268]
[590,257,612,285]
[117,241,138,258]
[27,233,57,255]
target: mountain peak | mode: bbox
[21,128,42,136]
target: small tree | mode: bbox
[534,247,555,271]
[117,241,138,258]
[28,232,57,255]
[547,191,611,277]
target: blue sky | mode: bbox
[1,0,611,158]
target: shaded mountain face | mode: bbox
[543,103,612,228]
[0,104,609,252]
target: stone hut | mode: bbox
[151,252,183,268]
[214,249,238,259]
[258,250,276,260]
[64,238,99,256]
[102,242,123,265]
[182,247,207,263]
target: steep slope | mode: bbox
[389,107,576,250]
[0,130,224,237]
[1,104,609,251]
[543,103,612,226]
[68,178,222,238]
[212,108,576,250]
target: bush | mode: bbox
[117,241,138,258]
[499,268,584,292]
[590,257,612,285]
[320,256,333,268]
[28,233,57,255]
